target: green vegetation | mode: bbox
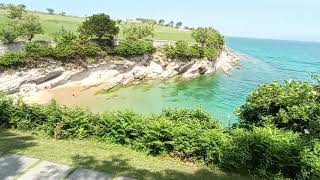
[122,23,154,40]
[0,5,222,67]
[0,22,20,43]
[0,76,319,179]
[79,13,119,43]
[164,40,203,60]
[0,4,43,42]
[0,130,233,180]
[112,39,155,57]
[163,28,224,60]
[0,8,193,42]
[46,8,54,15]
[0,51,26,67]
[238,80,320,137]
[6,4,26,19]
[19,13,43,41]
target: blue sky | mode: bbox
[3,0,320,42]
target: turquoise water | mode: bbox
[91,37,320,124]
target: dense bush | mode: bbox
[164,41,202,60]
[79,13,119,42]
[0,52,26,67]
[163,40,219,60]
[221,127,303,178]
[238,80,320,137]
[122,23,154,40]
[24,42,53,60]
[112,39,155,57]
[0,23,21,43]
[300,140,320,179]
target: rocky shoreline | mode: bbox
[0,48,241,102]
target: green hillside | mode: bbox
[0,9,194,42]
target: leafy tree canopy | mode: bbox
[79,13,119,42]
[7,4,26,19]
[46,8,55,14]
[176,22,183,28]
[0,22,21,43]
[19,14,44,41]
[191,27,224,49]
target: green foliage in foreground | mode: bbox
[1,78,320,180]
[238,80,320,137]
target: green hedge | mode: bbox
[0,95,319,179]
[112,39,155,57]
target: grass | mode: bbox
[0,9,194,42]
[0,129,243,180]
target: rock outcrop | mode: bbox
[0,49,241,98]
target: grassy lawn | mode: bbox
[0,9,194,42]
[0,129,243,180]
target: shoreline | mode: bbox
[0,48,242,104]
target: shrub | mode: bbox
[1,91,319,179]
[122,23,154,40]
[300,140,320,179]
[203,47,218,60]
[52,41,102,60]
[112,39,155,57]
[0,52,26,67]
[24,42,53,59]
[0,22,21,43]
[7,4,26,19]
[53,28,78,45]
[164,40,202,60]
[221,127,303,178]
[19,14,43,41]
[0,95,14,127]
[163,41,218,60]
[238,80,320,137]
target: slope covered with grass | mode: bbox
[0,9,194,42]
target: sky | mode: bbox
[2,0,320,42]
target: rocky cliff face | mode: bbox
[0,49,240,97]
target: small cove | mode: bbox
[45,37,320,124]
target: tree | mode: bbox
[0,22,21,43]
[19,14,44,41]
[116,19,122,24]
[78,13,119,42]
[168,21,174,27]
[176,22,183,28]
[0,3,5,9]
[46,8,54,14]
[7,4,26,19]
[158,19,165,25]
[191,27,224,48]
[122,23,154,40]
[60,12,66,16]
